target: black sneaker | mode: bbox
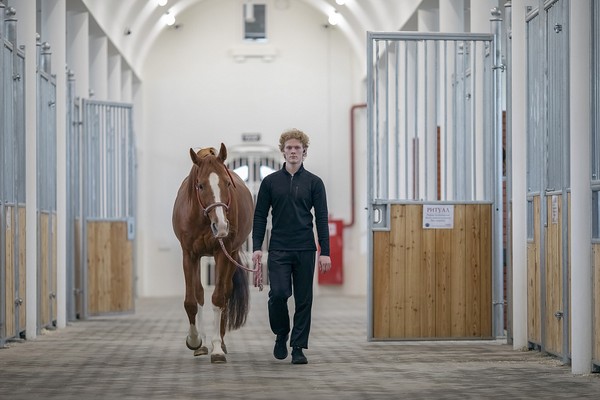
[273,334,289,360]
[291,347,308,364]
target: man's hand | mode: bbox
[252,250,263,266]
[318,255,331,273]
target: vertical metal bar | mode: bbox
[82,100,89,319]
[424,40,429,200]
[383,40,389,200]
[404,42,409,197]
[413,41,419,200]
[0,2,5,344]
[443,41,448,200]
[453,40,458,200]
[504,0,513,345]
[557,0,570,366]
[66,71,74,321]
[434,40,439,201]
[366,32,375,340]
[395,41,400,199]
[491,8,505,338]
[471,40,478,200]
[374,40,380,199]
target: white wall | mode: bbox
[139,0,364,297]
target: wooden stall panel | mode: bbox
[39,212,51,328]
[594,244,600,364]
[87,221,134,315]
[527,196,541,345]
[18,207,26,328]
[4,206,15,338]
[480,203,493,337]
[389,205,406,337]
[372,203,492,340]
[406,204,425,337]
[74,219,83,318]
[545,195,563,356]
[373,230,391,338]
[39,213,58,326]
[52,213,57,322]
[435,226,453,337]
[450,205,466,337]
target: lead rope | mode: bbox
[218,238,263,291]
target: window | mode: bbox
[244,3,266,41]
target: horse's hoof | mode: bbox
[211,353,227,363]
[186,338,202,351]
[194,346,209,356]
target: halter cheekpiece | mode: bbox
[195,182,231,217]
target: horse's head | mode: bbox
[189,143,234,238]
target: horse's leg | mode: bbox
[182,251,205,354]
[209,254,235,363]
[193,257,209,356]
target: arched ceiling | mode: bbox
[79,0,423,76]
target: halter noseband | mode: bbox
[195,182,231,217]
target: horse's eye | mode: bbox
[227,181,232,187]
[197,184,203,190]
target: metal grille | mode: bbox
[66,71,81,320]
[367,29,505,338]
[36,39,57,329]
[367,33,495,204]
[1,4,26,343]
[546,0,569,190]
[526,9,544,194]
[82,100,135,220]
[592,1,600,239]
[593,1,600,183]
[37,44,57,213]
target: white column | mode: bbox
[439,0,464,32]
[42,0,67,330]
[132,78,145,296]
[569,0,592,375]
[66,10,90,99]
[17,0,38,340]
[121,67,132,103]
[471,0,498,33]
[510,0,535,350]
[89,36,108,100]
[108,51,122,101]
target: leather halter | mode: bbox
[195,182,231,217]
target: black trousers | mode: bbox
[267,250,316,349]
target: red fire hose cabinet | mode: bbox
[318,219,343,285]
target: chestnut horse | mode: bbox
[172,143,254,363]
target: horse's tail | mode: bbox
[226,261,250,331]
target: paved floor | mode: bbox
[1,288,600,399]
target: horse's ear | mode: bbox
[189,148,199,165]
[218,143,227,163]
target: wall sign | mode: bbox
[423,204,454,229]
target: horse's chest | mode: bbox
[192,234,217,256]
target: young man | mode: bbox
[252,128,331,365]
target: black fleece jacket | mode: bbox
[252,163,330,256]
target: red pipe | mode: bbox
[344,103,366,229]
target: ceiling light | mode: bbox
[157,0,168,6]
[336,0,346,5]
[328,10,341,26]
[164,12,176,26]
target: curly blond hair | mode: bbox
[278,128,310,152]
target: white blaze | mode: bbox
[209,172,228,236]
